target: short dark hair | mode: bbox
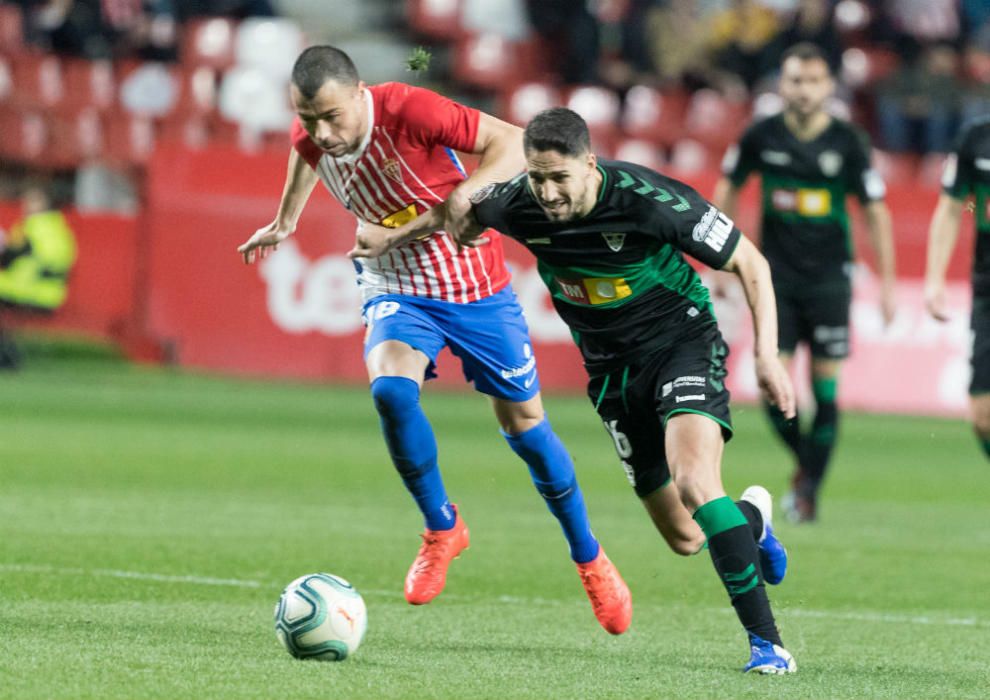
[291,45,360,99]
[523,108,591,157]
[781,42,831,71]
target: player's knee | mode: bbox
[666,534,703,557]
[370,376,420,419]
[670,467,711,512]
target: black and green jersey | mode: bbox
[723,113,885,286]
[472,159,742,373]
[942,115,990,297]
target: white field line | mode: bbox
[2,563,987,629]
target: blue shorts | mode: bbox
[362,287,540,402]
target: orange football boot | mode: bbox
[576,548,632,634]
[404,506,470,605]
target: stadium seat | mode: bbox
[668,138,711,175]
[501,81,561,127]
[0,3,24,56]
[0,55,12,104]
[158,113,211,150]
[103,114,157,166]
[407,0,466,41]
[118,61,180,117]
[621,85,689,146]
[62,58,116,112]
[682,89,748,151]
[181,17,237,71]
[566,85,620,150]
[10,52,63,108]
[0,107,48,165]
[613,138,665,171]
[452,32,522,91]
[218,66,293,135]
[234,18,304,82]
[43,108,105,170]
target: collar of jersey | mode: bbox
[334,88,375,164]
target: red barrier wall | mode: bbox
[2,144,977,417]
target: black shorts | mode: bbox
[586,325,733,498]
[970,296,990,394]
[775,280,852,360]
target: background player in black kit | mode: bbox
[713,43,896,523]
[926,115,990,459]
[460,108,799,674]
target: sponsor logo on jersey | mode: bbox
[602,232,626,252]
[818,150,843,177]
[976,157,990,172]
[382,158,403,184]
[555,276,632,305]
[380,204,418,229]
[771,188,832,216]
[692,206,733,252]
[469,182,497,203]
[675,394,706,403]
[761,150,792,166]
[673,375,706,388]
[526,237,551,245]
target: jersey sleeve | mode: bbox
[628,168,742,269]
[847,127,886,203]
[942,124,975,200]
[468,181,510,233]
[722,124,761,186]
[397,84,481,153]
[290,117,322,170]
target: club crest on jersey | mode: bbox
[602,232,626,252]
[819,150,843,177]
[469,182,497,204]
[382,158,403,184]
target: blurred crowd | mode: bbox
[8,0,275,61]
[520,0,990,154]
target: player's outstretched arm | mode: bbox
[924,193,965,322]
[444,114,524,239]
[238,149,318,264]
[863,200,897,326]
[722,235,796,418]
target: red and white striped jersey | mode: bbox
[291,82,511,304]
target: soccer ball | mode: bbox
[274,573,367,661]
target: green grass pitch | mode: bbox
[2,353,988,698]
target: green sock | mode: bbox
[693,497,781,645]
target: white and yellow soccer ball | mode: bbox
[274,573,367,661]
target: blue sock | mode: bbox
[503,418,600,563]
[370,376,454,531]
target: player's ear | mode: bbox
[586,152,597,171]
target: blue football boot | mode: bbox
[741,485,788,585]
[744,633,797,674]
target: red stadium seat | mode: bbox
[668,138,712,175]
[407,0,465,41]
[62,58,116,112]
[0,107,48,165]
[104,114,157,166]
[43,108,105,170]
[621,85,689,146]
[0,55,12,105]
[0,3,25,56]
[682,89,748,151]
[452,32,522,91]
[500,81,561,127]
[841,47,899,88]
[181,17,237,71]
[566,85,620,149]
[613,138,665,171]
[10,52,64,108]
